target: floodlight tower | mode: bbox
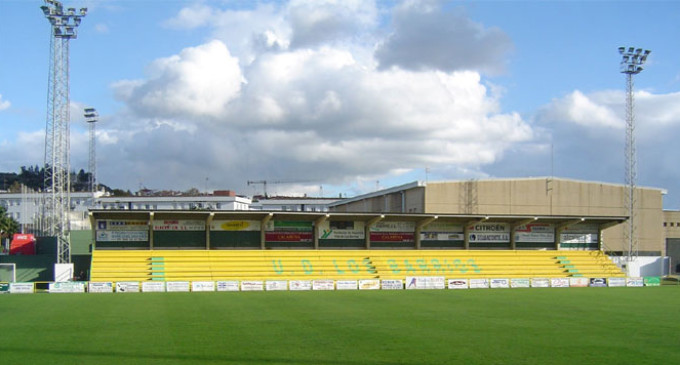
[618,46,650,266]
[41,0,87,264]
[84,107,98,193]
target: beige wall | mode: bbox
[423,178,664,254]
[330,178,666,254]
[663,210,680,239]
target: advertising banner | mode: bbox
[153,220,205,231]
[405,276,445,290]
[0,282,9,294]
[589,278,608,287]
[10,282,34,294]
[510,278,531,288]
[166,281,190,292]
[319,221,365,240]
[312,280,335,291]
[96,230,148,242]
[421,222,464,241]
[448,279,469,289]
[241,281,264,291]
[550,278,570,288]
[191,281,216,292]
[96,220,148,231]
[468,223,510,244]
[381,280,403,290]
[490,279,510,289]
[116,282,140,293]
[289,280,312,291]
[626,277,644,287]
[371,221,416,232]
[265,280,288,291]
[531,278,550,288]
[211,220,261,231]
[569,278,589,288]
[608,278,626,287]
[514,223,555,243]
[359,279,380,290]
[644,277,661,287]
[469,278,490,289]
[370,221,415,242]
[49,282,86,293]
[96,220,149,242]
[216,281,240,291]
[142,282,165,293]
[266,221,313,242]
[265,232,313,243]
[336,280,358,290]
[10,233,36,255]
[560,223,599,249]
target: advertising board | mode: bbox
[550,278,570,288]
[381,280,403,290]
[312,280,335,291]
[289,280,312,291]
[531,278,550,288]
[49,282,86,293]
[216,281,240,291]
[336,280,358,290]
[510,278,530,288]
[265,280,288,291]
[359,279,380,290]
[116,282,140,293]
[469,278,489,289]
[241,281,264,291]
[192,281,216,292]
[490,278,510,289]
[448,279,468,289]
[166,281,190,292]
[10,282,34,294]
[142,282,166,293]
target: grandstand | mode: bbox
[87,208,629,285]
[90,249,624,283]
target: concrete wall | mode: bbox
[423,179,664,255]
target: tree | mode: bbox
[0,206,19,240]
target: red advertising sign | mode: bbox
[10,234,36,255]
[370,232,414,242]
[265,232,313,242]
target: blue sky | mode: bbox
[1,0,680,208]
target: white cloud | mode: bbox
[101,33,532,192]
[287,0,378,48]
[113,40,243,120]
[538,90,622,129]
[0,94,10,111]
[375,0,513,74]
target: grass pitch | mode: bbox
[1,287,679,365]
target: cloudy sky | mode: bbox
[1,0,680,208]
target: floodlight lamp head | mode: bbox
[618,46,625,54]
[68,7,75,15]
[80,8,87,15]
[628,47,634,53]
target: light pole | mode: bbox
[84,107,98,193]
[41,0,87,264]
[618,46,650,269]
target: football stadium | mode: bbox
[2,178,680,364]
